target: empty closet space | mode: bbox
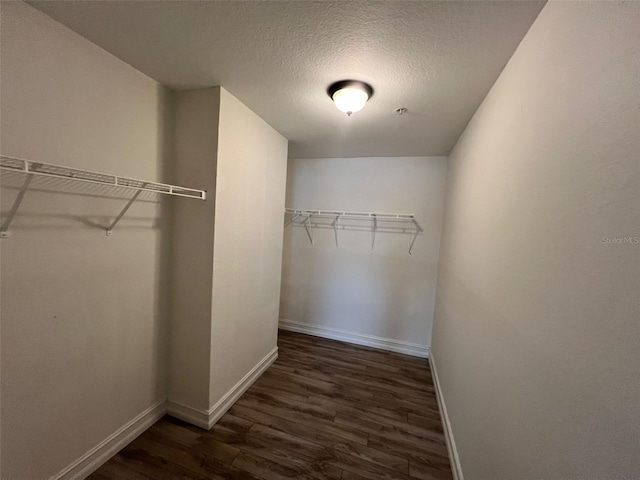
[2,2,639,480]
[90,331,451,480]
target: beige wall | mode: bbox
[169,87,288,419]
[1,2,174,478]
[432,2,640,478]
[280,157,447,351]
[210,89,288,403]
[169,87,220,410]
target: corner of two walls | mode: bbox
[168,87,288,428]
[208,89,288,404]
[169,86,220,413]
[1,3,288,476]
[431,2,640,478]
[279,156,448,357]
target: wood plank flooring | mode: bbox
[89,330,452,480]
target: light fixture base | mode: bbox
[328,80,374,116]
[327,80,374,99]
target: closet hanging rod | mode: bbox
[285,208,415,219]
[0,155,206,200]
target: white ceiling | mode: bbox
[29,1,545,159]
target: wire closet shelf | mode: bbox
[284,208,423,255]
[0,155,206,238]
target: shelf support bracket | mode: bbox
[408,219,420,255]
[284,213,299,227]
[106,187,144,236]
[1,173,33,238]
[371,215,377,251]
[332,215,340,247]
[304,214,314,245]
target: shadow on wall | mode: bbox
[0,172,164,234]
[296,248,424,341]
[0,86,175,407]
[282,225,432,343]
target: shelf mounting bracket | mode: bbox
[304,214,314,245]
[332,215,340,247]
[371,215,377,251]
[106,187,144,236]
[408,219,420,255]
[1,173,33,239]
[284,213,299,227]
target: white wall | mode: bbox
[210,89,288,403]
[1,2,173,478]
[169,87,220,411]
[432,2,640,478]
[280,157,447,352]
[168,87,288,424]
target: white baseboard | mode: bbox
[429,352,463,480]
[279,319,429,358]
[54,400,167,480]
[165,399,211,430]
[167,346,278,430]
[51,347,277,479]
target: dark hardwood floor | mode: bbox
[89,330,452,480]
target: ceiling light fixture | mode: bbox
[328,80,374,116]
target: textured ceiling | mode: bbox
[29,1,545,159]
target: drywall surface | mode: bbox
[0,2,174,479]
[167,87,286,422]
[432,2,640,478]
[281,157,447,349]
[169,87,220,411]
[209,89,288,405]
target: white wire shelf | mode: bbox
[284,208,422,254]
[0,156,206,199]
[0,155,206,238]
[285,208,415,220]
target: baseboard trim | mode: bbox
[54,400,167,480]
[165,399,211,430]
[429,352,463,480]
[279,319,429,358]
[52,348,278,479]
[167,346,278,430]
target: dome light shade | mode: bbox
[328,80,374,116]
